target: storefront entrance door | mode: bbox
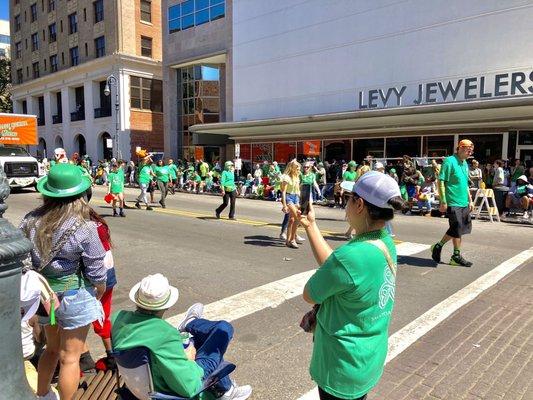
[518,147,533,167]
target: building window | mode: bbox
[68,13,78,34]
[31,33,39,51]
[22,100,27,114]
[30,3,38,22]
[140,36,152,57]
[48,23,57,42]
[48,0,55,12]
[85,42,88,56]
[169,0,225,33]
[94,0,104,23]
[130,76,163,112]
[70,46,79,66]
[14,15,21,32]
[140,0,151,22]
[32,62,40,79]
[177,65,220,151]
[0,34,9,45]
[60,20,63,32]
[94,36,105,58]
[84,8,87,21]
[16,69,23,84]
[50,54,58,72]
[15,42,22,59]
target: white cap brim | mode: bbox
[129,282,179,311]
[340,181,356,192]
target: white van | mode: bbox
[0,146,44,189]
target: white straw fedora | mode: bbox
[129,274,179,311]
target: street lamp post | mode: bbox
[0,170,36,398]
[104,74,121,160]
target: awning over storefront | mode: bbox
[189,96,533,141]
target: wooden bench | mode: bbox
[72,370,122,400]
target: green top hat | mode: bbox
[37,163,92,198]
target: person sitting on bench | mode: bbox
[111,274,252,400]
[505,175,533,218]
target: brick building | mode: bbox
[9,0,164,161]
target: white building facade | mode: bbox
[0,20,9,58]
[189,0,533,167]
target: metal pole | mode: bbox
[0,170,36,398]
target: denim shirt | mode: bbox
[20,214,107,288]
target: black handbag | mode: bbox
[300,304,320,333]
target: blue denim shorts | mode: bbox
[39,287,104,330]
[286,193,300,206]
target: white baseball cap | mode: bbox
[20,271,42,322]
[374,162,385,170]
[129,274,179,311]
[341,171,401,209]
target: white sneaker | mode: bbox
[178,303,204,331]
[295,234,305,244]
[286,240,299,249]
[279,232,287,241]
[218,383,252,400]
[523,211,529,219]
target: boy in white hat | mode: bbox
[111,274,252,400]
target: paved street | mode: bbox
[6,186,533,400]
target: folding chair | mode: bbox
[113,347,236,400]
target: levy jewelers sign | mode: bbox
[357,70,533,109]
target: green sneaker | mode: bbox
[450,254,473,267]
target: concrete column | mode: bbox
[25,96,35,115]
[501,132,509,160]
[60,86,71,150]
[118,71,131,159]
[13,100,22,114]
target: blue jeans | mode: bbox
[185,319,234,393]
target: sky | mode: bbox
[1,0,9,21]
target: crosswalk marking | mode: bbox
[165,241,430,327]
[297,246,533,400]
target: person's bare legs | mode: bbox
[37,325,60,396]
[58,325,90,400]
[288,215,298,243]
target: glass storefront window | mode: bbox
[353,138,385,162]
[422,135,454,157]
[459,134,502,164]
[386,137,421,158]
[273,142,296,164]
[518,131,533,145]
[324,140,350,162]
[251,143,273,163]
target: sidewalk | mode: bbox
[370,264,533,400]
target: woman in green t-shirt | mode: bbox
[153,159,170,208]
[293,172,407,400]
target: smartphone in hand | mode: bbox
[300,184,312,215]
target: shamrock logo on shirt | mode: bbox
[378,267,395,309]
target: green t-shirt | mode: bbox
[199,162,209,177]
[153,165,170,183]
[194,174,201,183]
[108,171,124,193]
[168,164,178,180]
[111,311,207,399]
[138,165,153,185]
[439,154,469,207]
[301,172,316,186]
[307,229,396,399]
[343,170,358,182]
[220,170,235,192]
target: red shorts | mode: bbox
[92,288,113,339]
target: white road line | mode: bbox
[166,241,429,326]
[395,242,430,256]
[297,247,533,400]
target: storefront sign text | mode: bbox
[358,71,533,109]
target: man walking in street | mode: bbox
[431,139,475,267]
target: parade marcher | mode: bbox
[20,164,106,400]
[280,159,303,248]
[431,139,475,267]
[153,159,170,208]
[168,159,179,194]
[301,161,321,203]
[216,161,237,220]
[293,171,407,400]
[107,162,126,217]
[135,155,156,211]
[111,274,252,400]
[50,148,68,168]
[126,161,136,187]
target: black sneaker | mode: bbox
[450,254,473,267]
[146,206,154,211]
[119,210,126,217]
[135,202,141,209]
[215,211,221,219]
[431,243,442,263]
[112,210,118,217]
